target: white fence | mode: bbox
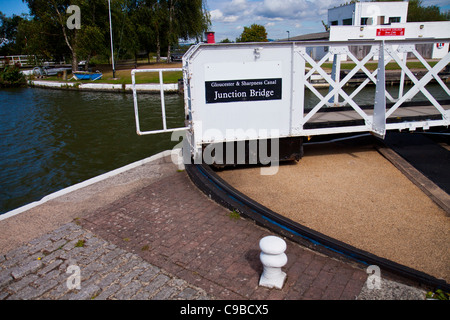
[0,55,34,68]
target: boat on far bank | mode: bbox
[73,71,102,81]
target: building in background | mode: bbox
[330,21,450,59]
[327,1,409,27]
[283,1,449,61]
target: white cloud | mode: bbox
[210,8,239,23]
[213,0,343,24]
[208,0,345,41]
[223,0,250,14]
[268,17,285,22]
[255,0,343,20]
[224,15,239,22]
[210,9,224,21]
[255,0,308,19]
[231,0,248,10]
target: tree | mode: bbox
[236,24,268,43]
[17,0,210,72]
[163,0,210,63]
[147,0,168,63]
[111,0,139,64]
[75,1,110,70]
[0,12,24,55]
[407,0,450,22]
[11,11,72,64]
[23,0,109,71]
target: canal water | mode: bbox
[0,88,185,215]
[0,83,448,215]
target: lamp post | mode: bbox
[108,0,116,79]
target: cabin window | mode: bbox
[389,17,401,23]
[343,18,353,25]
[360,17,373,25]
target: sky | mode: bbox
[1,0,449,42]
[0,0,30,17]
[206,0,450,41]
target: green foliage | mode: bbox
[407,0,450,22]
[75,239,85,247]
[228,209,241,220]
[236,24,268,43]
[75,24,105,69]
[0,12,25,55]
[162,0,211,62]
[426,289,449,300]
[21,0,111,70]
[1,0,210,72]
[0,64,26,88]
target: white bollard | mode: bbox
[259,235,287,289]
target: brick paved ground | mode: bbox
[79,171,368,300]
[0,163,429,300]
[0,223,211,300]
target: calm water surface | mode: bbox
[0,88,184,214]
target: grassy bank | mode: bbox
[37,62,183,85]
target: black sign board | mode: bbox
[205,78,282,104]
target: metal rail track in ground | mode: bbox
[185,161,450,292]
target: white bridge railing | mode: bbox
[131,68,188,136]
[294,38,450,138]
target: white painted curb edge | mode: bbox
[29,80,179,92]
[0,149,178,221]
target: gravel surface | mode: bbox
[217,138,450,282]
